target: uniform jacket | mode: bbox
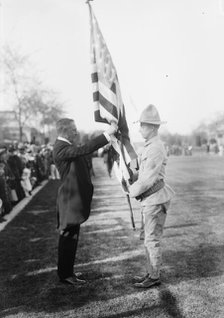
[53,134,108,230]
[129,135,174,206]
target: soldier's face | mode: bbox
[139,123,155,140]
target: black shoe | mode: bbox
[73,273,87,282]
[134,277,161,288]
[60,275,86,285]
[74,272,84,279]
[133,273,150,283]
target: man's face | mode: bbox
[139,122,155,140]
[67,122,78,142]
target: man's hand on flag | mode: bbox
[106,122,118,136]
[110,120,118,132]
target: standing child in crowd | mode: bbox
[20,163,32,197]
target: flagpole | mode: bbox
[120,147,136,231]
[126,193,136,230]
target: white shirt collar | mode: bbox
[57,136,72,145]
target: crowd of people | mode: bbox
[0,142,59,217]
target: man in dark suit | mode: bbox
[53,118,117,285]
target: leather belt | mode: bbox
[136,179,165,201]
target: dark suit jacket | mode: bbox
[53,134,108,230]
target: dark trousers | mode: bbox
[57,225,80,280]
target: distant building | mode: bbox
[0,110,31,143]
[216,124,224,155]
[205,122,224,155]
[0,110,57,145]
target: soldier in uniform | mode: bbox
[53,118,117,285]
[128,105,175,288]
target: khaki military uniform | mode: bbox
[129,135,174,278]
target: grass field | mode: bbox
[0,155,224,318]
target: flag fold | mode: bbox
[88,3,137,185]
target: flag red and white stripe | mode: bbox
[88,4,137,174]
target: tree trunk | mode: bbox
[19,125,23,142]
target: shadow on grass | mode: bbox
[163,244,224,282]
[1,174,224,317]
[100,287,185,318]
[100,305,160,318]
[159,288,185,318]
[0,265,92,315]
[165,223,198,229]
[163,233,183,238]
[1,271,186,318]
[1,243,223,316]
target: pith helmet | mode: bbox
[139,104,166,125]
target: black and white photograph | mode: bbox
[0,0,224,317]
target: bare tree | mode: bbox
[2,46,42,141]
[1,46,65,142]
[36,91,65,138]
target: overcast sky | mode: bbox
[1,0,224,139]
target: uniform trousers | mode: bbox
[142,201,170,279]
[57,225,80,280]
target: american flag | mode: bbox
[88,3,137,181]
